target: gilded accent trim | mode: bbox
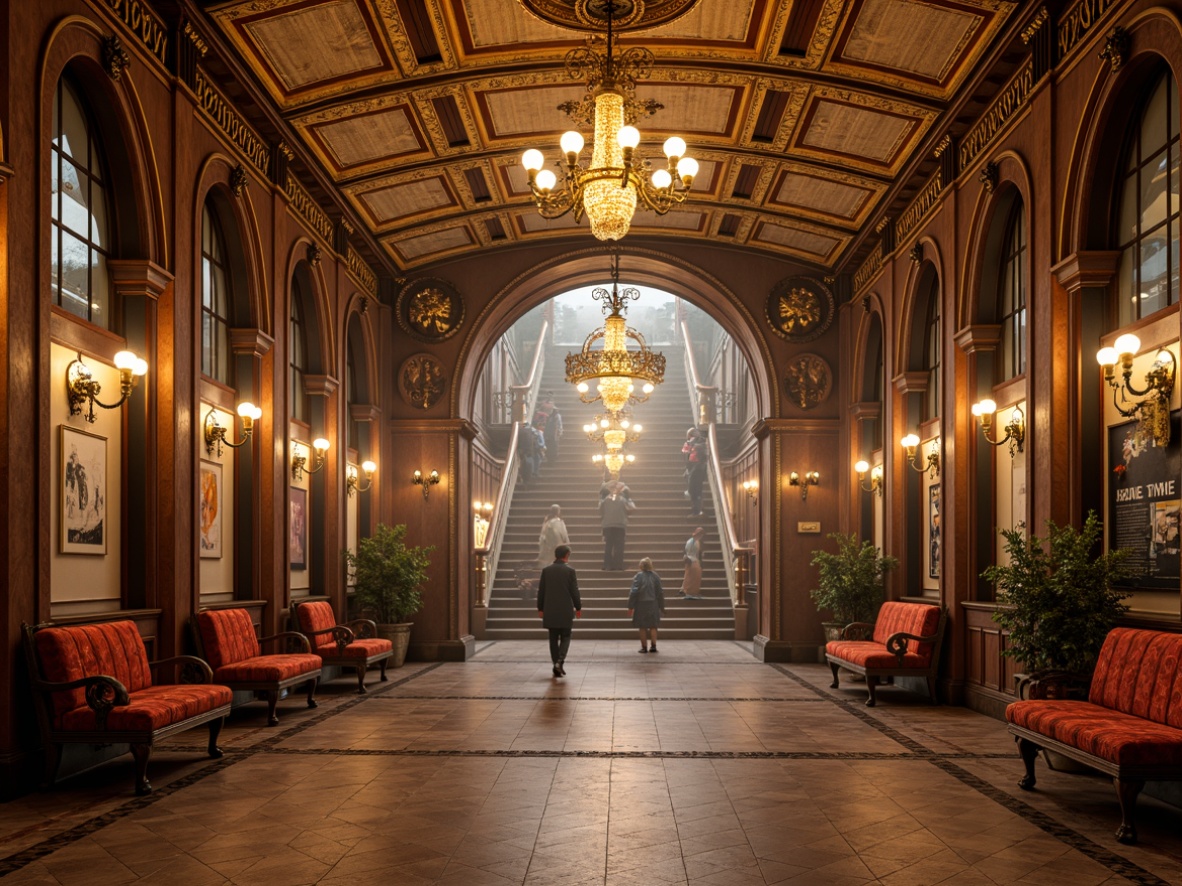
[1057,0,1118,61]
[194,68,270,174]
[346,246,378,298]
[958,60,1034,172]
[853,242,884,294]
[896,170,943,244]
[1021,6,1049,44]
[99,0,166,65]
[284,173,335,246]
[183,20,209,57]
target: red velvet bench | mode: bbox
[22,620,232,795]
[193,608,322,726]
[292,600,393,694]
[825,601,946,706]
[1007,627,1182,844]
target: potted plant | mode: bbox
[810,533,899,642]
[982,511,1131,699]
[345,523,433,668]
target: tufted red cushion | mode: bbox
[213,654,321,684]
[331,637,393,660]
[35,621,153,722]
[871,602,941,660]
[825,640,931,671]
[58,683,232,733]
[1088,628,1182,728]
[1007,699,1182,766]
[195,609,261,670]
[295,602,339,652]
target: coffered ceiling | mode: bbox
[201,0,1018,272]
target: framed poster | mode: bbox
[1109,413,1181,589]
[928,484,941,580]
[60,425,106,554]
[199,460,222,558]
[289,486,308,571]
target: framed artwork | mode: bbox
[289,486,308,571]
[60,425,107,555]
[928,484,941,580]
[199,460,223,559]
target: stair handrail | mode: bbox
[677,311,752,609]
[476,318,550,606]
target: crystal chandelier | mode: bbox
[565,253,665,415]
[520,1,697,241]
[593,450,636,476]
[584,414,643,451]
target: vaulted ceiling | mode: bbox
[201,0,1019,273]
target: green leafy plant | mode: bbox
[344,523,433,625]
[810,533,899,625]
[982,512,1131,677]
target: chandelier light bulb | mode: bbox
[663,136,686,159]
[535,169,557,192]
[633,424,642,433]
[560,131,585,156]
[642,382,653,394]
[617,125,641,149]
[619,419,630,429]
[522,149,544,172]
[1114,333,1141,356]
[651,168,672,189]
[676,156,699,183]
[600,418,610,428]
[577,382,590,393]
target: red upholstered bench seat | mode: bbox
[1006,627,1182,845]
[825,601,945,707]
[22,620,231,796]
[193,608,321,726]
[293,600,393,694]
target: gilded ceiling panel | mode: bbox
[793,90,935,173]
[477,84,590,139]
[516,212,584,234]
[838,0,980,83]
[460,0,572,48]
[388,223,476,264]
[308,106,428,173]
[630,209,708,232]
[357,176,459,226]
[752,220,845,262]
[767,168,882,227]
[634,83,742,137]
[640,0,759,43]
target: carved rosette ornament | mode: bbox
[396,277,465,343]
[306,244,322,267]
[102,36,131,81]
[765,277,834,343]
[784,353,832,411]
[979,162,999,193]
[399,354,447,410]
[230,164,248,197]
[1099,26,1130,72]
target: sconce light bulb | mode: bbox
[362,460,376,475]
[1114,333,1141,356]
[974,398,997,417]
[313,437,330,454]
[237,401,257,418]
[1096,346,1118,367]
[901,434,920,449]
[113,350,137,371]
[413,470,422,481]
[429,470,440,482]
[133,358,148,377]
[1156,349,1173,366]
[854,459,870,474]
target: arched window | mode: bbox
[999,203,1027,380]
[201,204,232,383]
[290,291,309,423]
[923,287,941,421]
[50,76,112,327]
[1116,71,1181,325]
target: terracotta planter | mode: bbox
[375,622,412,668]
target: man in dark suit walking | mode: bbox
[537,544,581,677]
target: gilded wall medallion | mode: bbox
[399,354,447,410]
[784,353,832,411]
[396,277,465,343]
[766,276,834,343]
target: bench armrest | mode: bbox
[31,673,130,728]
[150,655,214,684]
[840,622,874,640]
[259,630,312,653]
[885,630,940,658]
[346,619,378,640]
[1016,671,1084,700]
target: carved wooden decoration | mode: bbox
[979,162,999,193]
[102,36,131,81]
[306,244,322,267]
[230,164,248,197]
[399,354,447,410]
[765,277,834,343]
[396,277,465,343]
[784,354,832,411]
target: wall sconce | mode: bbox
[971,400,1025,457]
[473,501,493,548]
[412,469,440,500]
[900,434,940,479]
[291,438,329,481]
[346,460,377,497]
[204,402,262,457]
[1097,335,1177,447]
[788,470,819,500]
[66,351,148,424]
[741,479,758,502]
[854,460,883,496]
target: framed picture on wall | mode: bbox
[199,460,222,559]
[290,486,308,571]
[60,425,106,555]
[928,484,941,580]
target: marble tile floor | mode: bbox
[2,640,1181,885]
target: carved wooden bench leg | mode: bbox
[131,743,153,795]
[355,665,368,694]
[927,674,939,705]
[829,661,841,689]
[1016,737,1039,791]
[208,718,225,758]
[266,691,280,727]
[379,659,389,682]
[865,676,879,707]
[305,678,319,709]
[42,742,62,789]
[1114,778,1144,845]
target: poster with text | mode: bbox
[1109,414,1181,590]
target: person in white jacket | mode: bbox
[538,504,570,565]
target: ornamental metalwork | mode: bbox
[784,354,832,411]
[765,277,834,343]
[399,354,447,410]
[396,277,465,343]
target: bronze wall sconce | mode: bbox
[66,351,147,424]
[413,469,440,500]
[854,460,883,496]
[291,438,329,481]
[1097,335,1176,447]
[347,460,376,497]
[204,403,261,457]
[789,470,819,500]
[900,434,940,479]
[971,400,1025,457]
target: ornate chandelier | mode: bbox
[520,1,697,241]
[565,253,665,415]
[584,414,643,451]
[593,450,636,476]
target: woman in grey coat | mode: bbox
[627,558,665,653]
